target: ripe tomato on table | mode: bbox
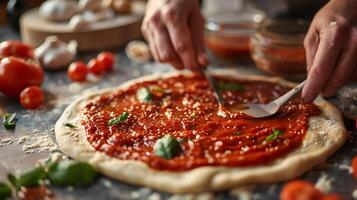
[0,40,34,59]
[67,61,88,82]
[20,86,44,109]
[88,58,105,75]
[0,57,44,98]
[97,52,115,71]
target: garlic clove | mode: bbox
[69,14,91,31]
[35,36,77,70]
[39,0,79,22]
[125,40,151,63]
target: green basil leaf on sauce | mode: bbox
[219,82,244,92]
[108,112,129,126]
[8,167,47,190]
[264,128,284,142]
[48,160,98,186]
[153,135,182,160]
[0,182,12,200]
[233,132,241,136]
[2,113,17,130]
[63,123,77,129]
[137,87,152,102]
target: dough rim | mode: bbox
[55,69,347,193]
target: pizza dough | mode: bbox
[55,70,346,193]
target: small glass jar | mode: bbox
[250,19,309,80]
[205,12,265,61]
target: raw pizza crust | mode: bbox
[55,69,347,193]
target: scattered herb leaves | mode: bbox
[48,160,98,187]
[233,132,241,136]
[137,87,152,102]
[0,182,12,200]
[219,82,244,92]
[8,166,47,190]
[153,135,182,160]
[63,123,77,129]
[2,113,17,130]
[264,128,284,142]
[108,112,129,126]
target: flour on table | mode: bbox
[315,173,333,193]
[230,187,253,200]
[353,189,357,199]
[168,193,214,200]
[22,132,59,154]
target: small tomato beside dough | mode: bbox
[280,180,323,200]
[0,57,44,98]
[20,86,44,110]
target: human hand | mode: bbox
[302,0,357,102]
[141,0,209,70]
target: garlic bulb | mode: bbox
[79,0,105,11]
[125,40,151,63]
[35,36,77,70]
[39,0,79,22]
[69,14,91,30]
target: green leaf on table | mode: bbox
[264,128,284,142]
[63,122,77,129]
[219,82,244,92]
[48,160,98,187]
[0,182,12,200]
[108,112,129,126]
[153,135,182,160]
[8,166,47,190]
[137,87,152,102]
[2,113,17,130]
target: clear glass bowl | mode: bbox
[250,19,309,80]
[205,12,265,61]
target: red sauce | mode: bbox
[82,74,320,171]
[205,34,250,59]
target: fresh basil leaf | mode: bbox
[264,128,284,142]
[48,160,98,187]
[137,87,152,102]
[153,135,182,160]
[108,112,129,126]
[219,82,244,92]
[149,85,164,93]
[8,167,47,190]
[2,113,16,130]
[0,182,12,200]
[63,123,77,129]
[233,132,241,136]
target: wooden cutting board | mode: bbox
[20,6,144,52]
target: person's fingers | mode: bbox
[301,26,346,102]
[146,29,160,62]
[161,7,199,70]
[304,27,319,74]
[322,34,357,96]
[150,22,184,69]
[189,10,209,68]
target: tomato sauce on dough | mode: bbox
[82,74,320,171]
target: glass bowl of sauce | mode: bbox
[250,19,309,80]
[205,12,265,61]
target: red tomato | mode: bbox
[87,59,105,75]
[20,86,44,109]
[97,52,115,71]
[67,61,88,82]
[0,57,44,98]
[0,40,34,59]
[351,156,357,179]
[280,180,323,200]
[320,194,344,200]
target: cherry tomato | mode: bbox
[320,194,344,200]
[97,52,115,71]
[0,57,44,98]
[87,59,105,75]
[280,180,323,200]
[0,40,34,59]
[67,61,88,82]
[351,156,357,179]
[20,86,44,109]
